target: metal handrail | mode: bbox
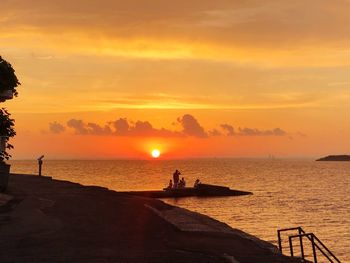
[277,227,302,253]
[313,234,340,262]
[277,226,341,263]
[278,227,298,253]
[289,233,334,263]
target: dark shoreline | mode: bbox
[0,173,302,263]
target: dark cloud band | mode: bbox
[50,114,287,138]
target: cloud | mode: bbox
[132,121,156,136]
[237,127,286,136]
[87,122,112,135]
[3,0,350,47]
[50,114,288,138]
[220,124,286,136]
[3,0,350,66]
[111,119,181,137]
[177,114,208,138]
[67,119,111,135]
[67,119,89,135]
[49,121,65,134]
[112,118,130,136]
[220,124,235,136]
[65,118,182,137]
[208,129,222,136]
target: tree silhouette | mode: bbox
[0,56,20,100]
[0,56,20,163]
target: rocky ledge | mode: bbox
[0,173,303,263]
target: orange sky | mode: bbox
[1,0,350,159]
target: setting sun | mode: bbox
[151,149,160,158]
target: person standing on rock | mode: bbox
[173,169,180,188]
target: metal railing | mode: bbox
[277,227,341,263]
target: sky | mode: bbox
[1,0,350,159]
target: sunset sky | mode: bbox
[1,0,350,159]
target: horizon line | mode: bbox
[9,156,319,161]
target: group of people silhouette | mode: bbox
[167,169,185,189]
[166,170,201,189]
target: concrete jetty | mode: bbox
[0,173,303,263]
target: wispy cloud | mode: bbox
[220,123,286,136]
[2,0,350,66]
[237,127,286,136]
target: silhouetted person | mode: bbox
[194,179,201,188]
[179,177,186,188]
[167,179,173,189]
[38,155,44,176]
[173,169,180,188]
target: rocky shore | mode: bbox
[0,174,302,263]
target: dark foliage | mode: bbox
[0,108,16,163]
[0,56,21,96]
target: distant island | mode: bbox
[316,155,350,161]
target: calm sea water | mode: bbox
[9,159,350,262]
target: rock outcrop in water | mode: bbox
[316,155,350,161]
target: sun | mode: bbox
[151,149,161,158]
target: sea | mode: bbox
[9,159,350,262]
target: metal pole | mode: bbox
[277,230,282,253]
[298,227,305,260]
[311,234,317,263]
[289,236,294,257]
[313,234,341,263]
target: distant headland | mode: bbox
[316,155,350,161]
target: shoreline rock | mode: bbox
[0,173,302,263]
